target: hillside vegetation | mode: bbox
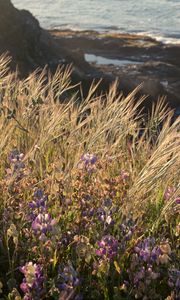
[0,54,179,300]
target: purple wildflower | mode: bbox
[96,207,114,226]
[8,149,25,171]
[96,235,118,260]
[127,237,165,299]
[97,207,106,222]
[81,153,97,166]
[164,187,176,201]
[175,197,180,204]
[28,189,47,212]
[134,266,145,284]
[57,263,80,293]
[20,262,44,300]
[151,247,162,262]
[119,219,137,243]
[31,213,56,236]
[134,237,162,263]
[9,149,24,164]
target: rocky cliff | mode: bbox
[0,0,70,75]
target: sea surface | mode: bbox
[12,0,180,44]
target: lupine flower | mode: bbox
[8,149,25,172]
[134,237,162,263]
[97,207,106,222]
[82,207,94,218]
[127,237,169,299]
[9,149,24,164]
[134,266,145,284]
[28,189,47,212]
[28,190,49,223]
[151,246,162,262]
[57,263,80,292]
[32,213,56,236]
[20,262,44,300]
[96,235,118,260]
[81,153,97,166]
[78,153,98,173]
[97,207,114,226]
[119,218,137,243]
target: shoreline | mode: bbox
[50,28,180,46]
[49,27,180,46]
[49,29,180,111]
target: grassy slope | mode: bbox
[0,54,179,299]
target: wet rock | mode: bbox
[50,30,180,110]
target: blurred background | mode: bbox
[12,0,180,44]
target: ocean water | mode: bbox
[12,0,180,44]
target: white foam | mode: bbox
[136,32,180,45]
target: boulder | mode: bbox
[0,0,68,76]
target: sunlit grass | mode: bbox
[0,54,179,300]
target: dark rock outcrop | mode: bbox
[0,0,69,76]
[51,30,180,110]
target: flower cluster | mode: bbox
[6,150,25,180]
[134,237,163,263]
[28,189,47,219]
[96,235,118,260]
[119,217,137,249]
[8,150,25,172]
[0,147,179,300]
[57,263,81,299]
[32,213,56,240]
[97,206,114,226]
[27,189,57,241]
[127,238,173,299]
[20,262,44,300]
[78,153,97,173]
[81,153,97,166]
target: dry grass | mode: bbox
[0,53,179,216]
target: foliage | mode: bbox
[0,54,179,300]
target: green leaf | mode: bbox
[53,249,58,269]
[114,260,121,274]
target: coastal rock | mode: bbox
[0,0,71,76]
[50,30,180,110]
